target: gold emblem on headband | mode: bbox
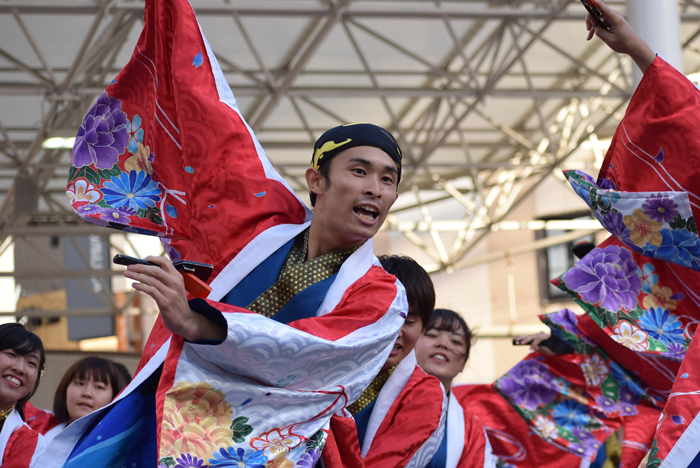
[311,138,352,170]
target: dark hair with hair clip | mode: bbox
[424,308,475,362]
[53,356,128,423]
[378,255,436,330]
[0,323,46,420]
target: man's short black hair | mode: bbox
[378,255,435,330]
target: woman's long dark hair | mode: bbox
[0,323,45,419]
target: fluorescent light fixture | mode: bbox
[42,137,75,149]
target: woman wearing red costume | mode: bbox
[456,2,700,467]
[0,324,46,468]
[416,309,496,468]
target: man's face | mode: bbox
[383,310,423,369]
[311,146,399,246]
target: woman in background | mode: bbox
[0,323,46,467]
[415,309,495,468]
[26,356,130,443]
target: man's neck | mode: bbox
[306,221,365,261]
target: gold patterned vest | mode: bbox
[246,228,359,318]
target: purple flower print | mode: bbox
[72,92,129,169]
[593,395,618,416]
[296,448,320,468]
[175,453,208,468]
[599,211,636,250]
[76,204,109,217]
[597,178,617,191]
[161,237,182,262]
[562,245,641,312]
[665,342,686,361]
[496,360,557,411]
[643,194,679,223]
[100,206,135,225]
[547,309,582,336]
[571,428,602,459]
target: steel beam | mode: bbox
[0,83,629,99]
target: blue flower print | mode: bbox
[209,447,267,468]
[637,263,659,294]
[551,400,591,428]
[102,170,161,211]
[644,229,700,270]
[572,181,592,207]
[126,114,144,154]
[638,307,685,345]
[599,189,621,208]
[609,361,646,397]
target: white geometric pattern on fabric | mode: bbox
[174,293,405,464]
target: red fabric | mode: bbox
[452,386,490,468]
[23,402,62,435]
[322,365,444,468]
[457,385,586,468]
[650,330,700,465]
[67,0,307,277]
[599,57,700,221]
[2,424,41,468]
[619,406,659,468]
[322,415,364,468]
[588,56,700,466]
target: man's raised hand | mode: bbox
[585,0,656,73]
[124,256,226,342]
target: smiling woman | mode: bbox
[0,323,47,467]
[415,310,496,468]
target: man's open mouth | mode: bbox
[353,205,379,222]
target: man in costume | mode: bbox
[41,1,412,467]
[459,2,700,467]
[323,255,447,468]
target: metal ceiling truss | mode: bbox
[2,0,700,282]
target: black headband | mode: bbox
[311,123,402,184]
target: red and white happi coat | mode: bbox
[23,402,65,444]
[324,351,447,468]
[40,0,407,466]
[449,385,496,468]
[0,409,45,468]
